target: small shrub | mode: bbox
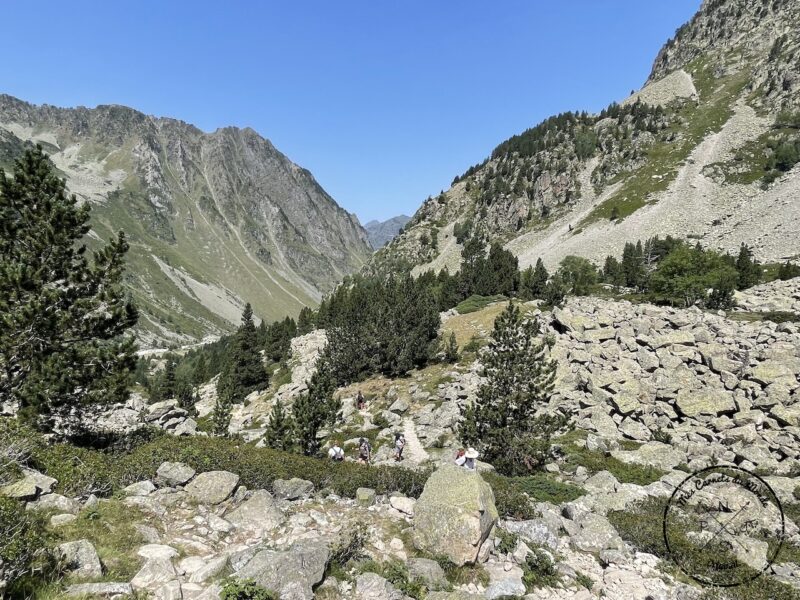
[220,578,276,600]
[575,571,594,591]
[329,524,368,569]
[503,474,585,504]
[495,528,520,555]
[561,443,665,486]
[652,428,673,444]
[463,335,483,353]
[372,413,390,430]
[521,546,560,590]
[455,295,507,315]
[483,473,538,520]
[0,496,49,594]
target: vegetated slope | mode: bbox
[364,214,411,249]
[370,0,800,278]
[0,96,372,347]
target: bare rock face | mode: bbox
[412,465,498,566]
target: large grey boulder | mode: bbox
[185,471,239,505]
[411,465,498,566]
[56,540,103,579]
[1,469,57,500]
[155,462,196,487]
[130,558,177,591]
[235,541,329,600]
[273,477,314,500]
[225,490,285,532]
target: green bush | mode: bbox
[521,546,560,590]
[561,442,666,486]
[502,474,585,504]
[455,295,507,315]
[0,496,49,594]
[26,433,430,501]
[220,578,276,600]
[483,473,538,519]
[495,528,520,554]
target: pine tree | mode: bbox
[443,332,460,363]
[0,147,138,428]
[735,244,761,290]
[176,379,197,416]
[610,205,619,221]
[293,354,340,455]
[621,242,646,289]
[212,371,234,437]
[543,273,568,307]
[264,398,295,452]
[530,258,549,298]
[160,360,177,400]
[224,303,267,400]
[193,354,208,385]
[459,303,564,475]
[297,306,315,335]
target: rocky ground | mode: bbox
[3,278,799,599]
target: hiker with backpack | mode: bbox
[357,437,372,464]
[328,441,345,462]
[393,432,406,462]
[356,390,366,410]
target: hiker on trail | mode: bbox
[328,441,344,462]
[464,447,479,470]
[454,448,466,467]
[357,437,372,464]
[357,390,366,410]
[394,432,406,462]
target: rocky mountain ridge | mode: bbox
[0,95,373,347]
[370,0,800,278]
[365,215,411,249]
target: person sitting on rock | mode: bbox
[357,437,372,464]
[328,441,345,462]
[356,390,366,411]
[454,448,466,467]
[464,447,479,470]
[394,432,406,462]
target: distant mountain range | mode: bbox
[0,95,373,347]
[364,215,411,249]
[370,0,800,277]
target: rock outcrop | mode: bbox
[412,465,498,566]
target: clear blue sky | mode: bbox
[1,1,701,223]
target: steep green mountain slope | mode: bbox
[0,96,372,347]
[371,0,800,277]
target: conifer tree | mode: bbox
[212,371,234,437]
[297,306,315,335]
[443,331,460,363]
[193,354,208,385]
[160,360,177,400]
[0,147,138,428]
[459,303,563,475]
[621,241,646,289]
[293,354,340,455]
[264,398,295,452]
[543,273,568,307]
[735,244,761,290]
[530,258,549,298]
[224,303,267,400]
[175,378,196,416]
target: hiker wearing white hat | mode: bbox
[464,447,479,470]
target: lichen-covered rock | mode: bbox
[412,465,498,565]
[155,462,196,487]
[225,490,284,532]
[273,478,314,501]
[185,471,239,505]
[234,541,329,600]
[56,540,103,579]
